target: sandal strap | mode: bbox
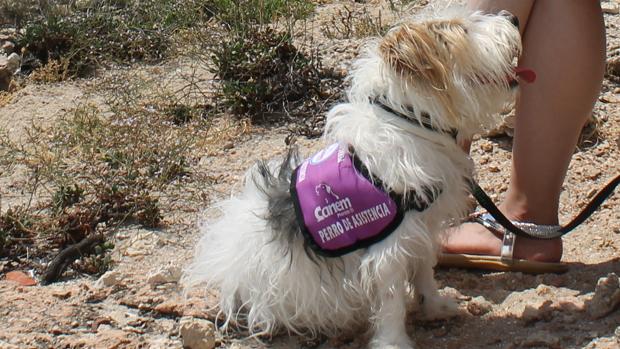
[470,212,561,261]
[474,213,515,261]
[500,231,516,261]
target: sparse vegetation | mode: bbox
[0,0,346,281]
[0,71,249,280]
[201,0,343,129]
[211,27,324,120]
[203,0,314,30]
[321,6,388,39]
[3,0,208,76]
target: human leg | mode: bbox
[444,0,606,263]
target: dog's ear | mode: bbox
[380,22,455,89]
[379,20,469,120]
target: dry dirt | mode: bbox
[1,1,619,349]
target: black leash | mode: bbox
[471,174,620,239]
[370,96,620,239]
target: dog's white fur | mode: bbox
[183,7,521,348]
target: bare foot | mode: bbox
[442,217,563,263]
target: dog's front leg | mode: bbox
[369,267,414,349]
[413,259,459,320]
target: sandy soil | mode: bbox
[1,1,619,348]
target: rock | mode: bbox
[1,41,15,54]
[154,300,184,317]
[51,289,72,299]
[122,231,161,257]
[586,273,620,319]
[0,339,20,349]
[480,142,493,153]
[0,53,21,91]
[501,290,554,323]
[608,49,620,77]
[467,296,493,316]
[486,112,515,137]
[95,270,123,288]
[179,317,215,349]
[554,296,586,313]
[600,93,620,104]
[147,263,182,287]
[4,271,37,286]
[602,2,620,14]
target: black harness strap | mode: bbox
[471,174,620,239]
[371,98,459,140]
[350,147,440,213]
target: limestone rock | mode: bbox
[586,273,620,319]
[0,53,20,91]
[500,289,554,323]
[1,41,15,54]
[95,270,123,288]
[147,263,182,287]
[179,317,215,349]
[602,2,620,14]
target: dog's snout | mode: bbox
[499,10,519,29]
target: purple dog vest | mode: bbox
[290,143,406,257]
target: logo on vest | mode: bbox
[313,184,352,222]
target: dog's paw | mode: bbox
[420,294,461,320]
[369,338,415,349]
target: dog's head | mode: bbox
[350,8,525,137]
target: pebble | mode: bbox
[179,317,216,349]
[480,142,493,152]
[146,263,183,287]
[1,40,15,54]
[95,271,123,288]
[602,3,620,14]
[467,296,493,316]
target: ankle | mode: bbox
[500,192,560,225]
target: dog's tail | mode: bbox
[181,147,306,331]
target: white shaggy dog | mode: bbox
[184,7,525,348]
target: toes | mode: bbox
[422,295,461,320]
[370,340,415,349]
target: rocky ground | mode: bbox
[1,1,619,349]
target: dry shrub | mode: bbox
[29,58,71,83]
[0,91,13,107]
[321,6,388,39]
[0,68,249,279]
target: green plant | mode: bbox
[212,28,319,117]
[52,184,84,213]
[203,0,314,31]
